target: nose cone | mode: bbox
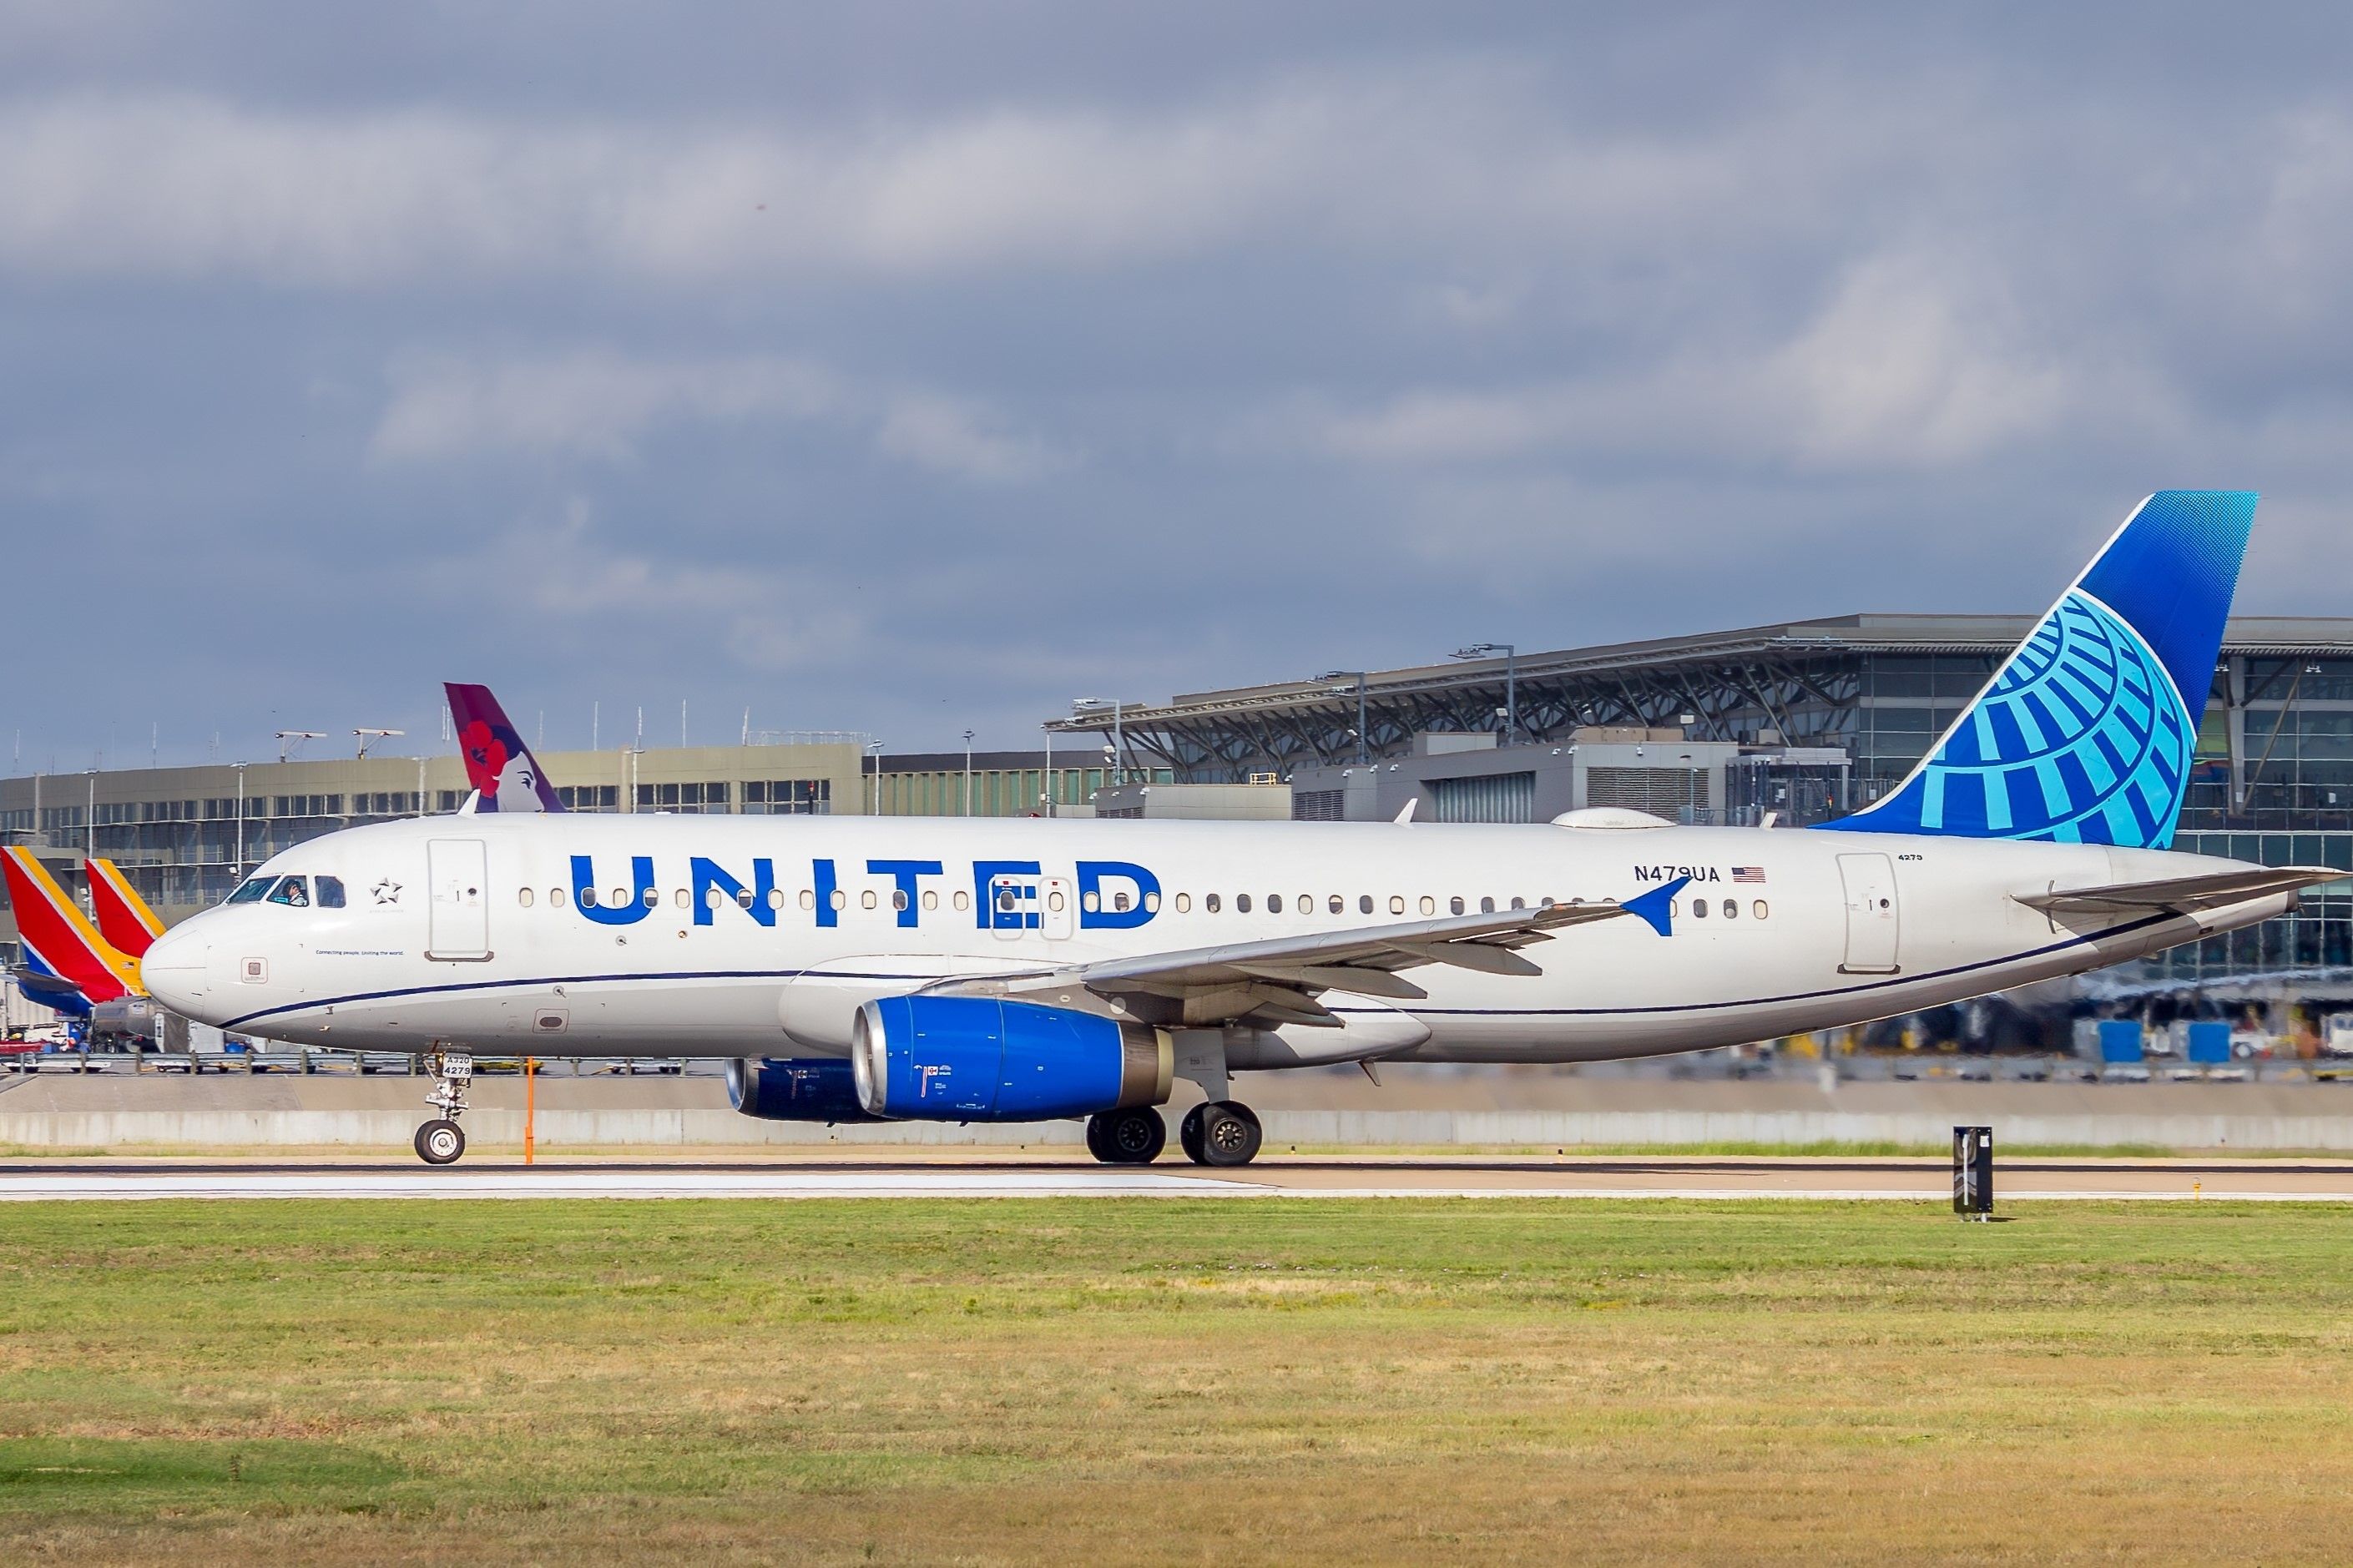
[139,921,213,1021]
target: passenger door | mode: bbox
[1836,852,1900,974]
[426,839,492,961]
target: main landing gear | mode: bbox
[1180,1101,1262,1167]
[1083,1102,1261,1166]
[414,1050,473,1165]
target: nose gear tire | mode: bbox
[414,1119,466,1165]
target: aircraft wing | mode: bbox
[2017,865,2340,917]
[928,876,1688,1029]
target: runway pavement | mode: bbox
[4,1155,2353,1201]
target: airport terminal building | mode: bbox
[8,609,2353,1026]
[1054,613,2353,1003]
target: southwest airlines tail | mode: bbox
[446,683,565,814]
[2,846,142,1007]
[1820,490,2255,849]
[86,858,166,958]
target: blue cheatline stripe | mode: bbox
[220,912,2179,1033]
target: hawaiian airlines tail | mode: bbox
[2,846,142,1006]
[86,857,166,958]
[446,683,565,814]
[1820,490,2255,849]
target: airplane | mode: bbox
[139,492,2339,1166]
[447,682,565,814]
[87,857,167,959]
[3,846,143,1028]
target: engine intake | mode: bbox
[725,1056,880,1122]
[852,996,1171,1122]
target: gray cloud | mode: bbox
[7,5,2353,766]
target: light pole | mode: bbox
[233,763,247,878]
[84,770,97,862]
[1073,698,1127,784]
[866,739,885,816]
[1320,671,1370,764]
[354,728,402,759]
[1453,643,1518,743]
[962,730,976,816]
[1042,723,1054,817]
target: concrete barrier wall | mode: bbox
[5,1103,2350,1150]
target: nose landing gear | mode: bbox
[414,1051,473,1165]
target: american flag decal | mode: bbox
[1732,866,1766,884]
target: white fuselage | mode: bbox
[139,813,2286,1068]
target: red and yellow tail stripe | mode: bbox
[86,857,167,958]
[0,847,143,1002]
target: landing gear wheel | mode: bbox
[1086,1107,1166,1165]
[1183,1101,1261,1167]
[415,1118,465,1165]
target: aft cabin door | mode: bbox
[426,839,492,961]
[1836,852,1900,975]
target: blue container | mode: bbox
[2185,1021,2232,1064]
[2098,1021,2145,1063]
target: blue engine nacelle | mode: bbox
[725,1056,881,1123]
[851,996,1172,1122]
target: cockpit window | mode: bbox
[227,877,275,905]
[266,876,311,908]
[316,875,346,909]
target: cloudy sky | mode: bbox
[8,2,2353,769]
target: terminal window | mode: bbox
[743,779,830,814]
[557,785,621,812]
[637,781,731,813]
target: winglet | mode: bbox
[445,683,565,814]
[1393,799,1416,824]
[1621,875,1689,937]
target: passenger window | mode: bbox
[799,889,815,910]
[551,887,568,909]
[1389,896,1405,915]
[1237,894,1253,913]
[1113,891,1131,912]
[1480,897,1496,914]
[830,889,846,910]
[1174,893,1191,913]
[1297,894,1311,913]
[518,886,535,908]
[1144,892,1160,913]
[639,886,657,909]
[952,890,971,912]
[1509,895,1524,910]
[891,890,909,912]
[582,886,601,909]
[1692,898,1709,918]
[266,876,310,907]
[1754,900,1770,920]
[227,877,274,905]
[316,876,346,908]
[1449,896,1465,915]
[676,889,692,910]
[1267,895,1283,914]
[1421,896,1436,915]
[1082,890,1100,913]
[1206,893,1222,913]
[861,890,878,910]
[922,890,938,911]
[1359,895,1373,915]
[1330,895,1344,915]
[768,889,785,910]
[1723,899,1737,920]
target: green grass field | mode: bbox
[3,1198,2351,1564]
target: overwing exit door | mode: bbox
[427,839,492,961]
[1836,852,1900,974]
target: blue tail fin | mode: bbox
[1819,490,2255,849]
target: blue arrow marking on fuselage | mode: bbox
[1621,875,1690,937]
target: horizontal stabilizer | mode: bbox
[2017,865,2339,916]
